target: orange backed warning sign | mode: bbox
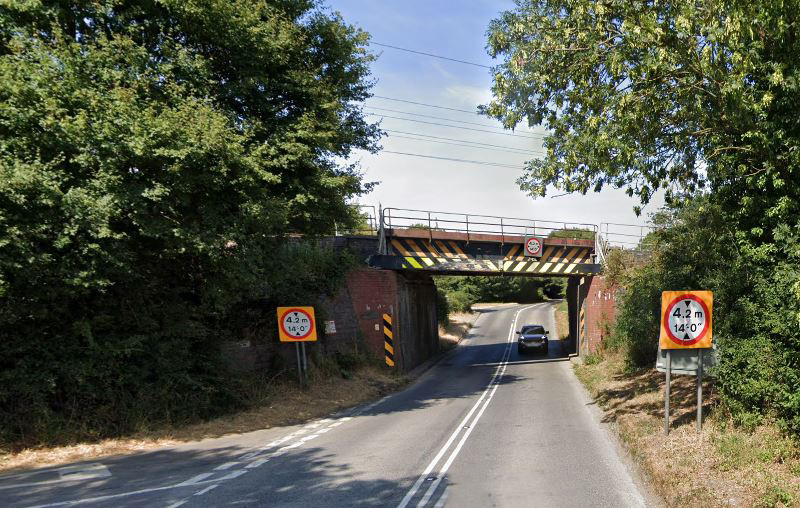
[659,291,713,349]
[277,306,317,342]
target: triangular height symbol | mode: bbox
[684,300,691,307]
[683,333,690,341]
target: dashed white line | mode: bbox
[214,470,247,481]
[193,484,219,496]
[176,472,214,487]
[26,342,397,508]
[245,458,269,469]
[213,461,240,471]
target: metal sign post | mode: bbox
[658,291,713,435]
[301,342,308,384]
[277,306,317,387]
[697,349,704,431]
[664,350,671,435]
[295,343,303,385]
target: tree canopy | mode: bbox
[485,1,800,433]
[0,0,379,444]
[485,0,800,217]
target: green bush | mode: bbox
[610,199,800,435]
[447,290,478,313]
[611,262,663,367]
[0,1,377,446]
[435,288,450,326]
[434,275,557,303]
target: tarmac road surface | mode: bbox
[0,302,651,507]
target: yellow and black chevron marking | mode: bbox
[502,245,594,275]
[580,305,586,341]
[383,313,395,368]
[387,237,593,274]
[390,238,499,272]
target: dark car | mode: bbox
[516,324,549,355]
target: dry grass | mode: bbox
[439,310,480,351]
[554,300,570,341]
[574,353,800,507]
[0,365,407,474]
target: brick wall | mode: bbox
[221,266,439,373]
[345,268,399,360]
[585,275,618,353]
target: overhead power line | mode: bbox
[369,106,510,131]
[370,96,552,139]
[372,95,479,115]
[367,112,544,139]
[386,131,546,156]
[371,42,491,69]
[380,150,523,169]
[389,134,541,156]
[384,129,541,153]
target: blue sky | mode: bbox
[326,0,661,227]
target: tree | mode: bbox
[0,0,379,443]
[484,0,800,218]
[484,1,800,433]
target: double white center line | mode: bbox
[397,305,535,508]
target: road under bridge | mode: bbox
[321,208,630,370]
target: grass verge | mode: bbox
[574,352,800,507]
[439,310,481,351]
[554,299,570,342]
[0,363,407,474]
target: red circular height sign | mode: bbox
[279,307,315,340]
[525,237,543,256]
[662,294,710,346]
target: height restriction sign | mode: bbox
[659,291,713,349]
[524,236,544,257]
[277,306,318,342]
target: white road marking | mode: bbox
[176,472,214,487]
[193,484,219,496]
[57,464,111,481]
[433,486,450,508]
[0,464,111,491]
[213,461,240,471]
[245,458,269,469]
[26,411,358,508]
[418,354,509,506]
[23,321,406,508]
[397,304,535,508]
[215,469,247,481]
[30,483,184,507]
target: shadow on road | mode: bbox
[197,446,424,507]
[0,444,423,508]
[0,305,568,507]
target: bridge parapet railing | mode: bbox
[382,207,597,242]
[336,204,379,236]
[597,222,655,266]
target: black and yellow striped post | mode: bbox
[383,313,395,367]
[579,304,586,354]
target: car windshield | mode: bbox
[521,325,545,335]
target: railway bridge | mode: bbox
[316,207,649,372]
[368,208,602,276]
